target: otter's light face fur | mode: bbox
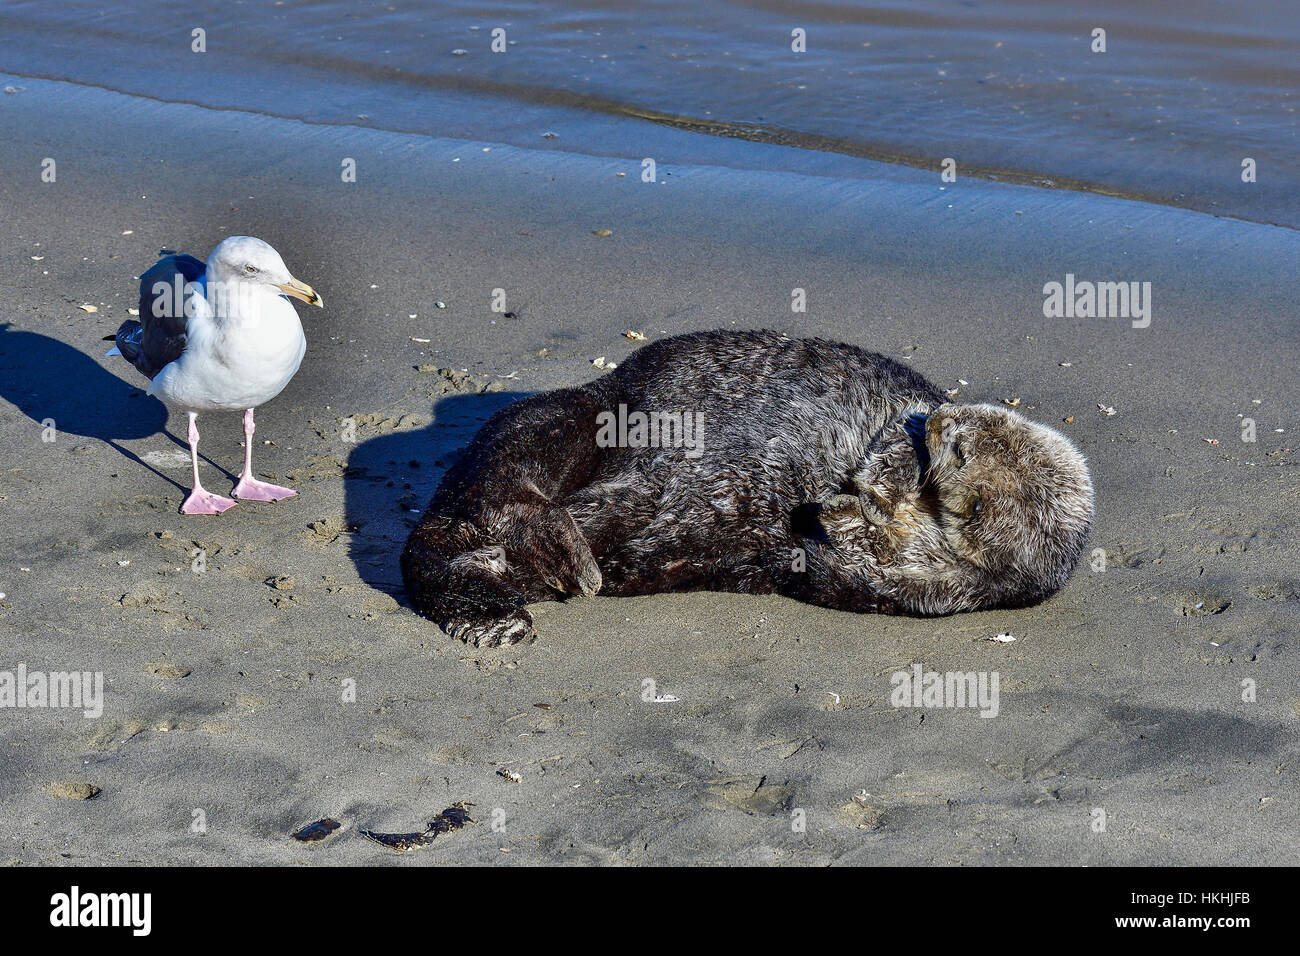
[922,402,1094,607]
[818,400,1093,615]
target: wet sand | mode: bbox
[0,76,1296,865]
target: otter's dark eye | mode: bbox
[244,264,258,274]
[971,498,984,515]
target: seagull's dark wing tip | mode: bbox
[125,253,205,379]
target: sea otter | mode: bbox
[402,330,1094,646]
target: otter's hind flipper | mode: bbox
[401,521,536,647]
[503,504,602,596]
[402,381,617,643]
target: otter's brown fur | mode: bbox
[401,330,1095,646]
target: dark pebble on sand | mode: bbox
[292,818,342,842]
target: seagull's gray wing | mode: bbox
[113,253,206,379]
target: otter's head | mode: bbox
[922,403,1094,608]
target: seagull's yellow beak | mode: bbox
[277,277,323,308]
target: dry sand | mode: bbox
[0,76,1296,865]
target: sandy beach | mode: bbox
[0,71,1297,866]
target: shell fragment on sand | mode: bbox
[47,782,101,800]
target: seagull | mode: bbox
[107,236,322,515]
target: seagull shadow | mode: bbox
[342,389,524,607]
[0,325,232,493]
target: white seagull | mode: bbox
[108,236,322,514]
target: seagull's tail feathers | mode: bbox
[112,319,144,367]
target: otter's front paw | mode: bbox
[510,507,602,596]
[852,445,923,523]
[446,607,535,648]
[819,493,890,532]
[860,451,921,498]
[856,493,893,527]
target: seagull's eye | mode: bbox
[244,264,258,274]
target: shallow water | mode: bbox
[0,0,1295,225]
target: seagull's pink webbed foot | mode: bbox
[232,476,297,502]
[231,408,297,503]
[182,488,238,515]
[182,411,237,515]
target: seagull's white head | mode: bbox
[206,236,323,308]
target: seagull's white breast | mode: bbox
[149,288,306,413]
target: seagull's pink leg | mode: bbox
[232,408,297,502]
[181,412,237,515]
